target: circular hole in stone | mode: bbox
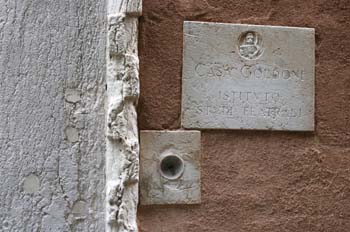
[159,155,184,180]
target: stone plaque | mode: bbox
[182,22,315,131]
[140,130,201,205]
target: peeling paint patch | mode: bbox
[65,89,81,103]
[23,174,40,194]
[72,200,88,219]
[65,127,79,143]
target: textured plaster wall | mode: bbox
[138,0,350,231]
[0,0,106,231]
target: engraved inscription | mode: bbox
[195,62,305,81]
[196,105,302,119]
[194,90,302,120]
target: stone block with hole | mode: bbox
[140,130,201,205]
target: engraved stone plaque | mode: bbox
[182,22,315,131]
[140,130,201,205]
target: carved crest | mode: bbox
[238,31,263,60]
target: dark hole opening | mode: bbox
[160,155,184,180]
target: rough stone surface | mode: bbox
[182,22,315,131]
[105,0,141,231]
[138,0,350,231]
[140,130,201,205]
[0,0,106,231]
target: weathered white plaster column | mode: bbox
[0,1,106,231]
[106,1,141,231]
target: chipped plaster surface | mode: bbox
[0,0,106,231]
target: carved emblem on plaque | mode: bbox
[238,31,263,60]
